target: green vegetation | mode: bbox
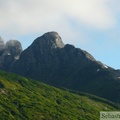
[0,70,119,120]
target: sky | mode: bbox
[0,0,120,69]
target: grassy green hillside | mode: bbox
[0,71,119,120]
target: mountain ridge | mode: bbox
[0,31,120,103]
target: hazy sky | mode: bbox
[0,0,120,69]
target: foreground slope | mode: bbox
[0,70,119,120]
[13,32,120,103]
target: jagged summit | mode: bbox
[44,31,61,39]
[1,31,120,103]
[0,39,22,71]
[44,31,65,48]
[6,40,21,47]
[6,40,23,57]
[32,31,65,49]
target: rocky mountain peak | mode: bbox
[6,40,21,47]
[0,31,119,104]
[33,31,65,49]
[5,40,23,57]
[43,31,65,48]
[0,39,22,71]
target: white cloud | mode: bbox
[0,0,118,33]
[0,0,120,69]
[60,0,116,29]
[0,0,119,46]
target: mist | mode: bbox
[0,37,5,51]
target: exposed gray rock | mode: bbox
[12,32,96,81]
[6,40,22,58]
[43,31,65,48]
[12,31,120,103]
[0,39,22,71]
[1,31,120,103]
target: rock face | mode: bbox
[13,31,96,81]
[1,32,120,103]
[0,39,22,71]
[12,31,120,103]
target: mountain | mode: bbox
[11,31,120,103]
[0,70,119,120]
[0,38,22,71]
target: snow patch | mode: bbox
[14,56,19,60]
[7,53,11,55]
[103,64,108,69]
[97,69,100,72]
